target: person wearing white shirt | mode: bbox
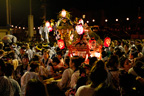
[21,62,40,96]
[39,22,50,43]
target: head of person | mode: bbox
[89,60,107,86]
[30,62,39,73]
[69,56,83,71]
[42,49,50,59]
[89,57,97,67]
[133,61,144,78]
[119,56,132,72]
[5,63,14,77]
[25,79,47,96]
[106,55,119,69]
[124,43,129,51]
[57,51,62,59]
[0,50,5,57]
[52,56,60,66]
[20,46,26,55]
[7,51,15,59]
[64,56,70,68]
[0,59,6,76]
[22,54,29,65]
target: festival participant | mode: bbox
[21,62,40,96]
[5,63,21,96]
[69,56,82,88]
[57,56,73,90]
[75,60,108,96]
[41,49,52,67]
[15,54,30,84]
[106,55,121,94]
[7,51,19,70]
[24,43,33,61]
[31,54,47,80]
[119,56,136,96]
[39,21,50,43]
[0,59,14,96]
[25,79,49,96]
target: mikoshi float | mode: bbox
[52,9,106,62]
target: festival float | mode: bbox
[54,10,103,61]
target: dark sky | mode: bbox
[0,0,143,27]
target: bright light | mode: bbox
[38,27,40,29]
[45,21,50,27]
[92,19,95,22]
[61,9,66,17]
[116,19,118,22]
[11,25,14,27]
[87,21,89,23]
[105,19,108,22]
[23,27,25,29]
[82,15,85,19]
[76,25,84,35]
[15,26,17,28]
[19,27,21,29]
[33,27,35,30]
[126,17,129,21]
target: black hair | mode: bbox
[5,63,14,76]
[0,59,6,75]
[64,56,70,66]
[30,62,39,72]
[119,56,128,68]
[90,60,107,85]
[52,57,60,64]
[106,55,119,69]
[25,79,47,96]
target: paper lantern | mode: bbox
[76,25,84,35]
[45,21,50,27]
[104,37,111,47]
[57,39,65,49]
[48,26,53,32]
[61,10,66,17]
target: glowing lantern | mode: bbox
[89,38,96,49]
[76,25,84,35]
[104,37,111,47]
[57,39,65,49]
[61,10,66,17]
[45,21,50,27]
[48,26,53,32]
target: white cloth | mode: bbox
[21,71,39,95]
[75,84,95,96]
[26,49,33,61]
[39,26,49,40]
[70,70,80,88]
[57,68,73,89]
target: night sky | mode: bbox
[0,0,143,27]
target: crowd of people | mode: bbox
[0,38,144,96]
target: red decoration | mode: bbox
[89,38,96,49]
[48,26,53,32]
[57,39,65,49]
[104,37,111,47]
